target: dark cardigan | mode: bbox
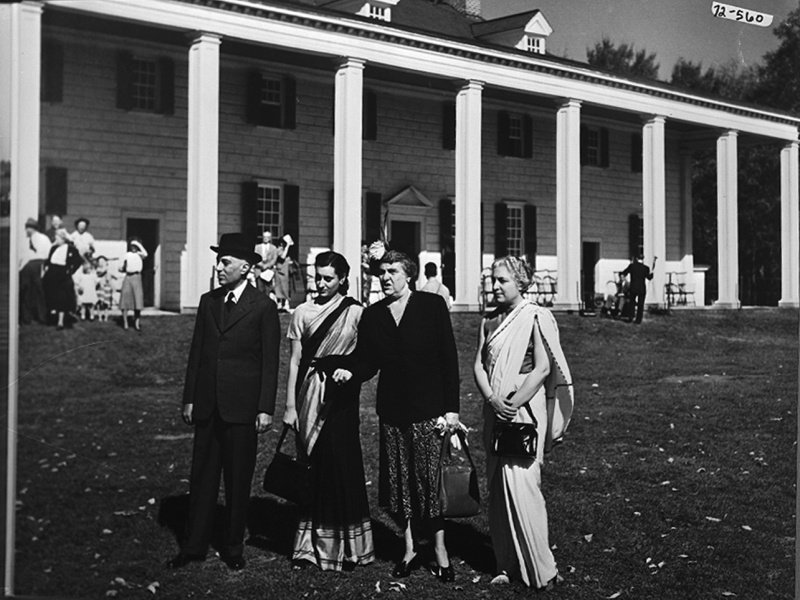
[355,291,460,427]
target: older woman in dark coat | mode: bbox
[354,250,460,582]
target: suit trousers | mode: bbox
[629,290,646,323]
[183,410,257,558]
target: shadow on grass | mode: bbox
[157,493,234,556]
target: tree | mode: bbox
[586,37,660,80]
[755,3,800,114]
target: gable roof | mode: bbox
[471,10,540,38]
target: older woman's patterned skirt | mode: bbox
[379,417,442,522]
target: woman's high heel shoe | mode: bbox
[392,554,419,577]
[434,564,455,582]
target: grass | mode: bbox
[15,308,798,599]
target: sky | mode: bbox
[482,0,796,79]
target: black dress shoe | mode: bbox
[223,555,246,571]
[392,554,419,577]
[434,565,455,582]
[166,553,205,569]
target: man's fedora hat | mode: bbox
[210,233,261,264]
[74,217,90,228]
[24,218,40,230]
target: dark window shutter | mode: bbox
[524,204,537,262]
[116,51,134,110]
[442,101,456,150]
[628,213,643,259]
[580,124,588,166]
[363,89,377,141]
[282,75,296,130]
[631,133,643,172]
[241,181,259,244]
[283,184,300,261]
[497,111,510,156]
[439,198,456,299]
[41,40,63,103]
[599,127,610,168]
[157,57,174,115]
[365,192,382,243]
[246,70,263,125]
[45,167,68,215]
[522,115,533,158]
[494,202,508,257]
[438,197,454,248]
[327,189,334,245]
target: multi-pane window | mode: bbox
[506,205,524,257]
[257,184,282,238]
[369,4,389,20]
[132,58,158,111]
[525,36,544,54]
[508,114,523,157]
[261,78,282,106]
[584,128,600,166]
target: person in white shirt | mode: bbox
[70,217,95,260]
[20,218,52,324]
[420,262,452,310]
[118,238,148,331]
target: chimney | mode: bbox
[438,0,481,20]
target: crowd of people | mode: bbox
[19,215,148,330]
[169,231,574,592]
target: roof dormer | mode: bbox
[472,10,553,55]
[355,0,400,22]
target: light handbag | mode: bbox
[491,404,538,459]
[438,429,481,518]
[262,425,312,506]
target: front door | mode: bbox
[125,218,159,308]
[582,241,600,308]
[390,220,420,288]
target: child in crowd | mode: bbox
[72,260,98,321]
[94,255,113,322]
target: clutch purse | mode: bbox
[263,425,312,506]
[438,429,481,518]
[491,404,538,459]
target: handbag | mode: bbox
[438,429,481,518]
[491,404,538,459]
[262,425,312,506]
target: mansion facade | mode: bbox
[2,0,799,311]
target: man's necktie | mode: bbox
[223,291,235,327]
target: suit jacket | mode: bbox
[621,261,653,294]
[183,284,280,424]
[355,291,459,427]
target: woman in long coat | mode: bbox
[42,228,82,329]
[354,250,460,582]
[473,256,574,590]
[282,251,374,571]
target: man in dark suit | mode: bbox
[621,254,654,324]
[167,233,280,571]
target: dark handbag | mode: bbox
[491,404,538,459]
[262,425,312,506]
[438,429,481,518]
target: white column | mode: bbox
[332,58,364,298]
[0,3,41,595]
[453,80,483,311]
[642,116,666,306]
[1,1,41,255]
[679,151,694,275]
[714,130,740,308]
[184,33,220,311]
[779,141,799,308]
[554,99,581,310]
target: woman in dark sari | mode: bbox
[282,251,374,571]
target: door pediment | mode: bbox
[386,185,433,208]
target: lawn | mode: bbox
[15,308,798,599]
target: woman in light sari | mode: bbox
[283,251,374,571]
[473,256,574,590]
